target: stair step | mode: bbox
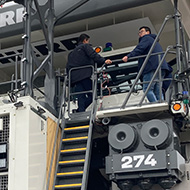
[57,171,83,177]
[55,183,82,189]
[66,119,90,127]
[61,147,86,154]
[62,136,88,143]
[67,111,91,122]
[59,159,85,166]
[64,125,89,132]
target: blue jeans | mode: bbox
[143,70,166,102]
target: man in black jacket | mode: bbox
[67,34,112,112]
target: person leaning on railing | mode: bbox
[122,26,170,103]
[66,33,112,112]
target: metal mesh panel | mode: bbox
[0,175,8,190]
[0,115,10,143]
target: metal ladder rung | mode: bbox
[62,136,88,142]
[65,125,89,131]
[57,171,83,176]
[61,147,86,153]
[59,159,85,165]
[55,183,82,189]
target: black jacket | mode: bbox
[127,34,169,75]
[67,43,105,84]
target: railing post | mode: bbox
[22,0,33,96]
[174,0,182,73]
[15,55,18,90]
[187,41,190,66]
[11,75,14,91]
[81,65,98,190]
[158,54,162,103]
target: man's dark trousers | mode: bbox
[75,78,92,112]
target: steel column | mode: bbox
[22,0,33,96]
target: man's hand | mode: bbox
[122,56,128,62]
[105,59,112,64]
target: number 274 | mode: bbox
[121,154,157,169]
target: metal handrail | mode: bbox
[100,50,176,71]
[99,77,173,94]
[47,70,68,190]
[120,14,173,109]
[0,54,22,92]
[139,46,174,106]
[81,64,98,190]
[68,65,95,115]
[0,53,22,61]
[49,65,97,190]
[99,51,174,106]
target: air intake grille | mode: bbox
[0,115,9,189]
[0,114,10,143]
[0,175,8,190]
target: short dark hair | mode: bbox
[139,26,151,34]
[78,33,90,44]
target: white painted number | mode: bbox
[121,154,157,169]
[144,154,157,166]
[121,156,133,168]
[133,155,145,168]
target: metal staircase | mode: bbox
[50,64,98,190]
[52,105,96,190]
[54,121,90,189]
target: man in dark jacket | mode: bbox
[67,33,112,112]
[122,26,169,102]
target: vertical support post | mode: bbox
[173,0,183,99]
[174,0,181,72]
[179,20,189,70]
[187,41,190,66]
[44,0,57,110]
[11,74,14,91]
[48,0,54,78]
[158,54,162,102]
[56,69,61,109]
[22,0,33,96]
[15,55,18,90]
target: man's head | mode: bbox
[78,33,90,44]
[138,26,151,38]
